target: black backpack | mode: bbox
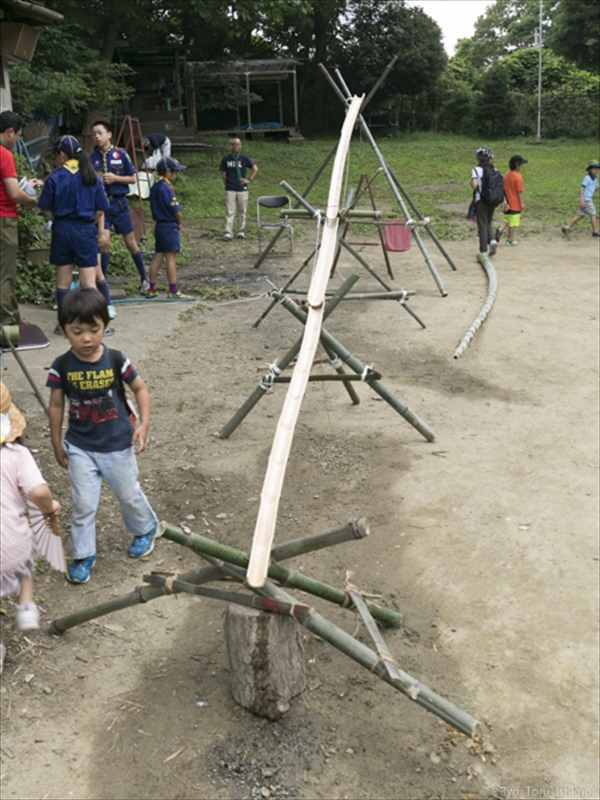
[480,165,505,207]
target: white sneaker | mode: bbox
[108,304,117,319]
[236,232,246,239]
[140,279,150,295]
[489,239,498,256]
[15,603,39,631]
[223,233,233,241]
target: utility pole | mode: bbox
[536,0,543,142]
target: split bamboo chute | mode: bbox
[246,94,365,589]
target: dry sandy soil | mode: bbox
[1,213,598,800]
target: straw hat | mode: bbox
[0,382,27,444]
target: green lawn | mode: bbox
[174,133,598,240]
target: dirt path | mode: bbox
[1,228,598,800]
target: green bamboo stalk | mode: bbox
[270,518,369,561]
[257,579,479,738]
[284,209,381,219]
[388,167,458,271]
[275,290,415,301]
[1,324,48,413]
[281,297,436,442]
[347,588,404,683]
[252,244,319,327]
[454,253,498,359]
[161,523,402,627]
[220,274,360,438]
[273,374,368,383]
[49,519,370,634]
[142,574,310,616]
[320,340,361,405]
[338,237,393,291]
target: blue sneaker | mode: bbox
[67,555,96,584]
[128,527,157,558]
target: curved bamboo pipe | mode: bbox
[247,95,364,588]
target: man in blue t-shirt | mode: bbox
[219,138,258,241]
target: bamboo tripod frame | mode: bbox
[49,519,479,738]
[220,275,435,443]
[254,179,426,330]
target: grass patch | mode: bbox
[174,133,598,240]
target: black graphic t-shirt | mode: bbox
[47,345,138,452]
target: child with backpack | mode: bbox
[470,146,504,256]
[46,288,158,584]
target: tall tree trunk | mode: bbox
[313,4,330,132]
[101,0,122,62]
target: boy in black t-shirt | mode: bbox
[47,288,158,584]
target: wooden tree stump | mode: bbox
[224,604,305,720]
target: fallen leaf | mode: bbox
[163,745,187,763]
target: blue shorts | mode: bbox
[50,219,98,267]
[154,221,180,253]
[105,197,134,235]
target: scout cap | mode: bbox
[49,135,82,156]
[156,157,187,174]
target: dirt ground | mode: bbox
[1,213,598,800]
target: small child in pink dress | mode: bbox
[0,382,60,673]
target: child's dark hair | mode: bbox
[0,110,25,134]
[58,288,109,329]
[91,119,113,134]
[76,151,98,187]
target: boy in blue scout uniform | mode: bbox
[90,121,150,294]
[147,157,189,299]
[38,135,112,326]
[219,137,259,240]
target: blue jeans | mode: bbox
[64,441,158,559]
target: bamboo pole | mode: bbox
[247,94,365,589]
[273,290,415,301]
[319,340,361,405]
[338,237,393,291]
[319,64,448,297]
[252,244,320,328]
[221,274,360,438]
[50,565,223,634]
[142,574,311,616]
[347,588,404,683]
[388,167,458,271]
[271,518,368,561]
[281,297,435,442]
[161,522,402,627]
[453,253,498,359]
[49,519,373,633]
[284,209,381,220]
[256,579,479,738]
[1,324,48,413]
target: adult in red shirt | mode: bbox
[1,111,39,327]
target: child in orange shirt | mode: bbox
[497,155,527,246]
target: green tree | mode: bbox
[548,0,600,74]
[454,0,557,70]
